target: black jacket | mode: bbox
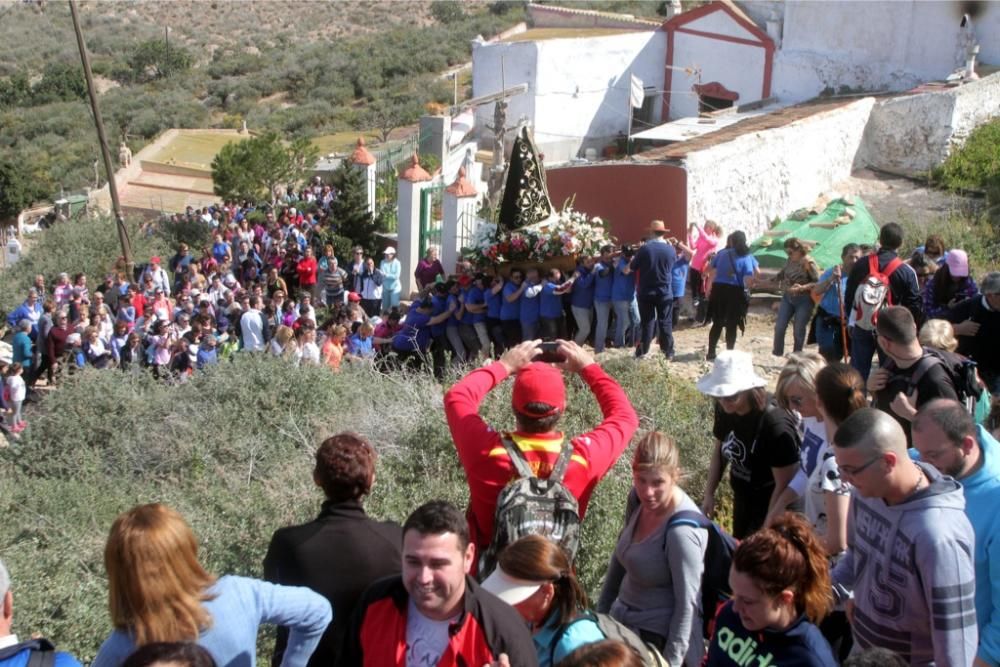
[947,295,1000,381]
[263,500,402,667]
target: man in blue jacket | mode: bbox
[912,399,1000,667]
[0,559,81,667]
[630,220,677,359]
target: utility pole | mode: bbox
[68,0,133,276]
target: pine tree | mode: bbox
[329,161,379,257]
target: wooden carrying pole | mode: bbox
[836,272,849,363]
[68,0,134,276]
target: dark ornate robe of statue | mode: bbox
[497,126,554,232]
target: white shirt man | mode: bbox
[239,296,269,352]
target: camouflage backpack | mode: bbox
[478,435,581,578]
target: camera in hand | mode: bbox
[620,244,636,259]
[538,341,566,363]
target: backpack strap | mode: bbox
[27,649,55,667]
[663,509,712,551]
[883,256,904,278]
[666,509,713,531]
[500,435,536,480]
[906,350,944,395]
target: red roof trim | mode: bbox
[660,1,774,121]
[662,1,772,46]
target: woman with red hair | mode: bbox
[705,513,836,666]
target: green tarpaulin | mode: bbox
[750,197,880,271]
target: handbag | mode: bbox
[725,251,751,308]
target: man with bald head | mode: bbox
[913,399,1000,667]
[831,407,977,666]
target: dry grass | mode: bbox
[146,131,249,170]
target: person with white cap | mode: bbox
[922,248,978,320]
[482,535,606,666]
[380,246,401,312]
[697,350,801,539]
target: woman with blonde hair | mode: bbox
[918,318,959,352]
[597,432,706,666]
[269,325,297,360]
[92,503,330,667]
[705,513,836,666]
[765,351,827,526]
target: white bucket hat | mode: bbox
[696,350,767,397]
[481,566,543,606]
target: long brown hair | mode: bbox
[814,363,866,426]
[105,504,217,645]
[732,513,832,624]
[497,535,588,626]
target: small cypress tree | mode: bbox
[329,162,379,258]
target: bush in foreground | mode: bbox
[0,354,717,661]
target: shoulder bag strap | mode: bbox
[500,435,535,479]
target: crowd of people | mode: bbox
[4,201,1000,666]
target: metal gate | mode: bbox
[419,183,446,258]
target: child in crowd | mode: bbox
[5,363,27,433]
[321,324,346,371]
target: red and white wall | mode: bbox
[662,3,774,120]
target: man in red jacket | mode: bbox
[444,339,639,559]
[297,246,319,298]
[339,500,536,667]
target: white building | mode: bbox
[470,0,999,162]
[662,0,775,120]
[471,11,666,163]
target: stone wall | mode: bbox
[683,97,874,242]
[862,72,1000,174]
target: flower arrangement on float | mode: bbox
[463,207,614,269]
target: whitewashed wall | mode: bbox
[683,98,875,242]
[472,31,666,164]
[773,1,1000,104]
[669,12,768,120]
[471,39,538,151]
[862,72,1000,174]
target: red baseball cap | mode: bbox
[512,362,566,417]
[347,291,361,302]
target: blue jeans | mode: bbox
[521,319,539,341]
[815,312,845,362]
[593,300,611,352]
[382,289,400,313]
[850,326,882,383]
[572,305,593,345]
[637,294,674,358]
[613,299,639,348]
[773,293,814,356]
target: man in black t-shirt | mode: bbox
[867,306,958,442]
